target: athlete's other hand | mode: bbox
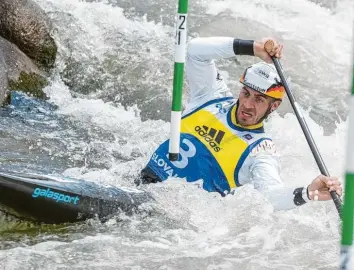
[307,175,342,201]
[254,38,283,63]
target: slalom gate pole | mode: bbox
[168,0,188,161]
[340,52,354,270]
[264,41,342,218]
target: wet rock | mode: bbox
[8,72,48,99]
[0,36,48,104]
[0,49,8,105]
[0,0,57,70]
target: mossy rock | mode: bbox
[8,72,48,99]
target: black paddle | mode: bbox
[264,40,342,218]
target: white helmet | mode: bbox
[240,62,285,100]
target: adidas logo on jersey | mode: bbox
[194,125,225,152]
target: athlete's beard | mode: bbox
[235,100,273,126]
[256,105,273,124]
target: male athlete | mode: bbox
[139,37,342,210]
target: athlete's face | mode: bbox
[236,87,280,126]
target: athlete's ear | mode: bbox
[271,100,281,112]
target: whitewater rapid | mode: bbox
[0,0,353,269]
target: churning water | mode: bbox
[0,0,353,269]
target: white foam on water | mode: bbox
[204,0,353,66]
[1,0,352,269]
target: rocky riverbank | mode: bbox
[0,0,57,104]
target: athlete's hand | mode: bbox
[254,37,283,63]
[307,175,342,201]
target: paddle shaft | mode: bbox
[264,43,342,217]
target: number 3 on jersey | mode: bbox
[166,138,196,169]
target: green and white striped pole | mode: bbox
[168,0,188,161]
[340,60,354,269]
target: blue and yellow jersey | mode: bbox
[146,97,271,195]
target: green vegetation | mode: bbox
[8,72,48,99]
